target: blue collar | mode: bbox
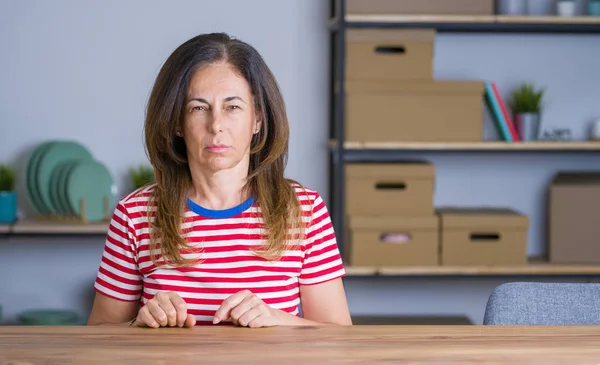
[186,195,255,219]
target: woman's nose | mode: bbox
[208,110,223,133]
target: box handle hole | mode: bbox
[375,182,406,190]
[375,46,406,54]
[380,233,412,244]
[470,233,500,241]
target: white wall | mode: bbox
[0,0,331,324]
[0,0,330,206]
[1,0,600,325]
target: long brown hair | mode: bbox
[143,33,304,266]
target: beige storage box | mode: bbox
[346,0,494,15]
[549,172,600,264]
[346,215,439,266]
[346,29,434,81]
[346,162,435,216]
[345,80,484,142]
[439,208,529,266]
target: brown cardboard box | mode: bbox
[549,172,600,264]
[346,0,494,15]
[346,215,439,266]
[439,208,529,266]
[345,80,484,142]
[346,162,435,216]
[346,29,435,81]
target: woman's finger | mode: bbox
[247,314,266,328]
[185,314,197,328]
[237,307,262,327]
[157,293,178,327]
[213,290,252,324]
[156,293,177,327]
[137,306,160,328]
[168,293,189,327]
[147,298,168,327]
[230,295,261,323]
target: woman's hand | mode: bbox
[131,291,196,328]
[213,290,282,328]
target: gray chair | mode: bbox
[483,282,600,325]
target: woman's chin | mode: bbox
[202,156,239,172]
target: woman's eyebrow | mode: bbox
[187,96,247,104]
[224,96,246,104]
[187,97,209,104]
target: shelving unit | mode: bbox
[344,261,600,277]
[333,140,600,151]
[0,219,109,237]
[328,0,600,276]
[332,141,600,163]
[332,13,600,33]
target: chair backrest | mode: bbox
[483,282,600,325]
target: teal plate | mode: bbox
[49,160,76,217]
[26,142,55,214]
[18,309,81,326]
[36,141,94,215]
[58,160,82,217]
[65,160,116,222]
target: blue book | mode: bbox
[484,81,513,142]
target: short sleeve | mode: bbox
[299,192,346,285]
[93,201,143,302]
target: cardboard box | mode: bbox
[346,29,435,81]
[439,208,529,266]
[345,80,484,142]
[346,162,435,216]
[346,215,439,266]
[549,172,600,264]
[346,0,494,15]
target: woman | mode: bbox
[87,33,352,328]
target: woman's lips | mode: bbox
[207,144,229,153]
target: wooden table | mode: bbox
[1,325,600,364]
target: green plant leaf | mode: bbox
[0,164,16,191]
[509,83,545,114]
[129,164,155,189]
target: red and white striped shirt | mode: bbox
[93,183,346,325]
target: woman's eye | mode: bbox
[227,105,241,111]
[192,105,206,111]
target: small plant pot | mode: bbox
[515,113,541,141]
[557,0,577,16]
[0,191,17,224]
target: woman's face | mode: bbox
[181,61,261,174]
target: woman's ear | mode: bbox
[254,120,262,134]
[253,109,263,134]
[253,102,263,135]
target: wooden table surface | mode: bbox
[1,325,600,364]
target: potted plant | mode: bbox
[509,83,545,141]
[0,164,17,224]
[129,164,155,190]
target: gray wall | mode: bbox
[1,0,599,325]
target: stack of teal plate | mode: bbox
[25,140,117,222]
[18,309,82,326]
